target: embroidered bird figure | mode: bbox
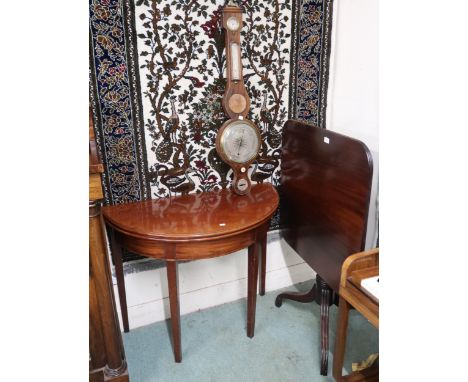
[164,98,179,143]
[251,149,281,184]
[157,56,178,71]
[251,161,271,184]
[259,91,273,134]
[171,168,196,196]
[260,55,273,67]
[153,164,185,198]
[184,76,205,88]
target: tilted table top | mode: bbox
[102,183,279,242]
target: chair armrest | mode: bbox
[340,248,379,288]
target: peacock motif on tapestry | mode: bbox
[251,148,281,184]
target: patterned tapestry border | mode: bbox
[89,39,111,202]
[289,0,334,128]
[288,0,301,122]
[122,0,152,200]
[89,0,149,204]
[318,0,334,128]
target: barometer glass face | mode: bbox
[220,121,260,164]
[227,16,240,31]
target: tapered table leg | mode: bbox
[167,261,182,362]
[259,233,267,296]
[109,229,129,333]
[332,296,351,382]
[247,242,259,338]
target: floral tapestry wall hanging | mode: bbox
[90,0,334,248]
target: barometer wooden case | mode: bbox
[216,2,261,195]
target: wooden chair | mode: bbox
[333,248,379,382]
[274,120,373,376]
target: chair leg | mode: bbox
[109,230,130,333]
[333,296,351,382]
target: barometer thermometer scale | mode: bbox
[216,1,261,195]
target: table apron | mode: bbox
[116,229,259,261]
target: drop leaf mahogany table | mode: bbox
[102,183,279,362]
[275,120,373,376]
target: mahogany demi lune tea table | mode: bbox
[102,183,279,362]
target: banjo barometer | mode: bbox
[215,1,261,195]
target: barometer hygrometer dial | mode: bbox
[226,16,240,31]
[216,119,261,195]
[219,120,260,164]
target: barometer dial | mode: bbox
[219,120,260,164]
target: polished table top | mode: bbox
[280,120,373,292]
[102,183,279,242]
